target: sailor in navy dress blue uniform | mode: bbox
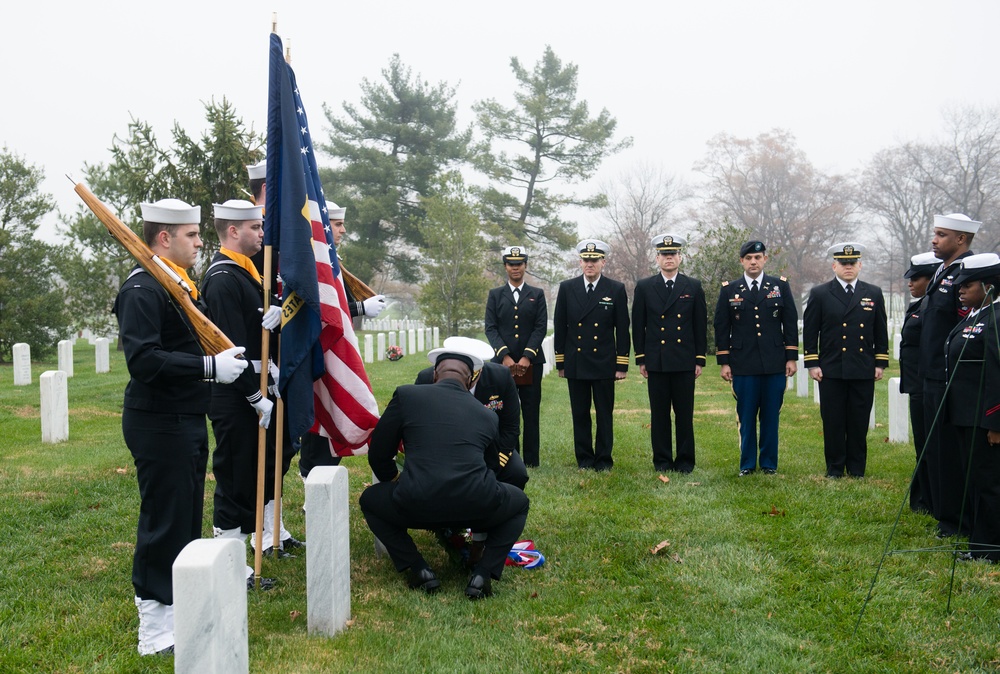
[714,241,798,476]
[943,253,1000,562]
[484,246,548,466]
[553,240,630,471]
[803,243,889,478]
[898,252,939,513]
[633,234,707,473]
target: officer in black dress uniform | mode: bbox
[803,242,889,478]
[633,234,707,473]
[202,200,289,582]
[360,342,530,599]
[114,198,248,655]
[714,240,798,476]
[553,240,630,471]
[944,253,1000,562]
[899,251,939,513]
[485,246,548,467]
[921,213,980,537]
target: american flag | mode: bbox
[264,32,378,455]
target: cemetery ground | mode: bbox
[1,343,999,674]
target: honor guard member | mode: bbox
[803,243,889,478]
[553,240,630,471]
[298,201,387,481]
[633,235,708,473]
[899,252,940,513]
[415,336,528,566]
[201,199,290,583]
[113,198,248,655]
[921,213,980,537]
[944,253,1000,562]
[360,341,530,599]
[714,241,798,476]
[484,245,548,466]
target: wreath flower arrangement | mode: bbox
[386,345,404,361]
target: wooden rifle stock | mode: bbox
[341,264,375,301]
[72,180,236,355]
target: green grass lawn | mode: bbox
[1,341,998,673]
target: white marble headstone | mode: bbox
[407,329,416,355]
[173,538,248,674]
[417,328,425,353]
[95,338,110,374]
[364,334,373,364]
[57,340,74,378]
[388,331,397,348]
[796,357,808,397]
[40,370,68,443]
[377,333,386,361]
[888,377,909,443]
[13,343,31,386]
[305,466,352,636]
[813,378,821,404]
[432,326,440,349]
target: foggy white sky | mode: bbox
[4,0,998,244]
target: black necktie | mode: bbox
[846,283,854,299]
[587,283,594,296]
[665,279,674,294]
[750,279,759,301]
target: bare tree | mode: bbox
[597,163,689,294]
[694,129,856,288]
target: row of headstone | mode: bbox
[171,466,350,673]
[362,328,441,364]
[361,318,427,333]
[10,339,112,387]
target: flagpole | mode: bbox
[253,245,274,585]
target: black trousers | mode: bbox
[907,392,933,514]
[516,365,543,467]
[124,408,208,605]
[359,483,529,580]
[924,380,972,536]
[956,426,1000,561]
[299,431,341,478]
[646,370,696,472]
[498,450,529,491]
[209,393,287,533]
[818,377,873,477]
[566,377,615,470]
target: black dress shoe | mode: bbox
[281,536,306,550]
[247,576,277,591]
[258,547,295,559]
[155,645,175,656]
[825,473,843,479]
[407,567,441,594]
[761,468,777,475]
[739,469,755,477]
[465,573,492,600]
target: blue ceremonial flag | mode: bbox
[263,32,379,453]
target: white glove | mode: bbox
[362,294,386,318]
[268,361,280,398]
[260,305,282,331]
[251,397,274,429]
[213,346,247,384]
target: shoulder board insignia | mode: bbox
[780,276,787,282]
[722,281,729,287]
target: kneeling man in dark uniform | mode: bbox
[360,342,530,599]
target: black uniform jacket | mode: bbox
[113,267,209,414]
[714,274,798,375]
[484,283,548,364]
[554,275,630,378]
[368,379,507,521]
[945,302,1000,430]
[201,253,273,400]
[415,362,521,455]
[899,297,925,394]
[919,252,973,381]
[632,273,707,372]
[803,278,889,378]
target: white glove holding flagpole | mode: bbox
[250,397,274,429]
[362,295,387,318]
[267,361,280,398]
[260,305,282,331]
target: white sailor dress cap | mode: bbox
[213,199,263,221]
[933,213,981,234]
[828,242,865,259]
[247,160,266,180]
[140,198,200,224]
[502,245,528,263]
[954,252,1000,284]
[651,234,684,251]
[325,201,346,220]
[903,251,940,278]
[577,239,610,259]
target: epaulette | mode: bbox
[780,276,787,282]
[721,281,729,287]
